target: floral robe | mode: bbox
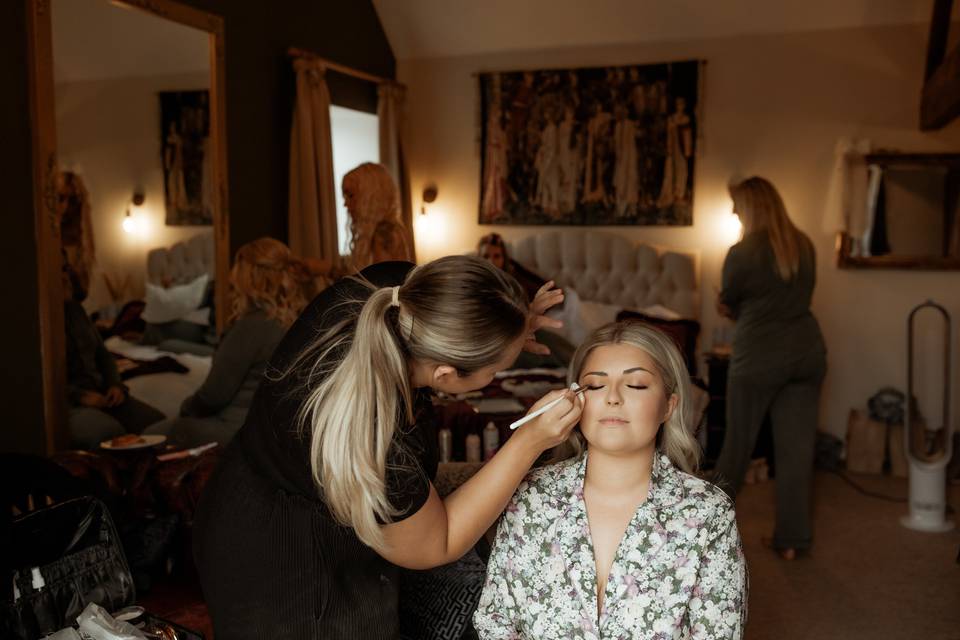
[474,452,747,639]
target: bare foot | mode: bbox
[761,536,797,561]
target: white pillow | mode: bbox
[544,289,621,346]
[142,273,209,324]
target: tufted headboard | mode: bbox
[146,232,215,286]
[510,230,699,319]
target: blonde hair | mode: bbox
[343,162,410,270]
[229,237,310,328]
[296,255,528,552]
[564,321,701,473]
[729,176,806,281]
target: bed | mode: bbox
[435,230,706,461]
[107,233,217,419]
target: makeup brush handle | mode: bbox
[509,384,582,430]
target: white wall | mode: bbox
[55,71,212,310]
[400,23,960,437]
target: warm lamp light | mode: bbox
[122,189,149,236]
[720,211,743,244]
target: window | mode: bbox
[329,105,379,256]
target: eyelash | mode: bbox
[582,384,647,391]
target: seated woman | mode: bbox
[474,321,747,639]
[477,232,574,368]
[64,265,165,449]
[146,238,310,447]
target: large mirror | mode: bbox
[28,0,228,450]
[837,152,960,270]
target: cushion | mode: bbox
[142,274,209,324]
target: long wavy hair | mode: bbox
[229,237,310,328]
[343,162,410,270]
[296,255,528,552]
[564,321,701,473]
[729,176,807,281]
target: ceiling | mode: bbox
[372,0,939,60]
[52,0,209,84]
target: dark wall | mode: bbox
[178,0,395,246]
[2,1,47,454]
[1,0,394,453]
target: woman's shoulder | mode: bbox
[672,466,736,527]
[512,456,581,508]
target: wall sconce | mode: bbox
[122,189,146,234]
[421,184,438,216]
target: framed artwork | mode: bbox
[479,60,702,226]
[159,90,213,226]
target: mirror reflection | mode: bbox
[52,0,222,446]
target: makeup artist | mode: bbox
[193,256,583,639]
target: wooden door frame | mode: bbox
[26,0,230,453]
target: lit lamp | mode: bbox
[420,184,437,216]
[122,190,146,235]
[415,184,446,250]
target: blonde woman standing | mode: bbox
[193,256,581,638]
[306,162,413,285]
[475,322,746,639]
[146,237,311,446]
[714,176,826,560]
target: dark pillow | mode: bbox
[615,310,701,375]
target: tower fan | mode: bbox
[901,300,954,532]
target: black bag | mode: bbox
[1,496,135,639]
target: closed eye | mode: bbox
[582,384,604,391]
[627,385,648,390]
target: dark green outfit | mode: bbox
[714,230,826,551]
[144,310,287,447]
[64,300,164,449]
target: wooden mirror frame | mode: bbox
[836,152,960,271]
[26,0,230,452]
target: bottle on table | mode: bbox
[483,421,500,461]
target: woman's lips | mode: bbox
[599,417,628,425]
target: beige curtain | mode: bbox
[377,82,415,261]
[289,59,339,263]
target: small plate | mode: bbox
[100,434,167,451]
[113,605,145,622]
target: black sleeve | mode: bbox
[384,395,438,522]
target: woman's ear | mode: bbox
[663,393,679,423]
[432,365,459,387]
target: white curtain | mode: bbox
[288,59,339,263]
[377,82,415,261]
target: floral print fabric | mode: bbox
[474,452,747,639]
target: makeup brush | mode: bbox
[509,382,585,430]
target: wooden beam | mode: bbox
[921,0,960,130]
[921,44,960,130]
[925,0,953,79]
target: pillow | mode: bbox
[546,289,621,345]
[141,274,209,324]
[616,309,701,375]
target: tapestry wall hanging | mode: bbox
[159,90,213,226]
[479,60,701,226]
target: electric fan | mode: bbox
[901,300,954,532]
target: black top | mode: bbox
[64,299,123,403]
[237,260,437,518]
[194,261,438,639]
